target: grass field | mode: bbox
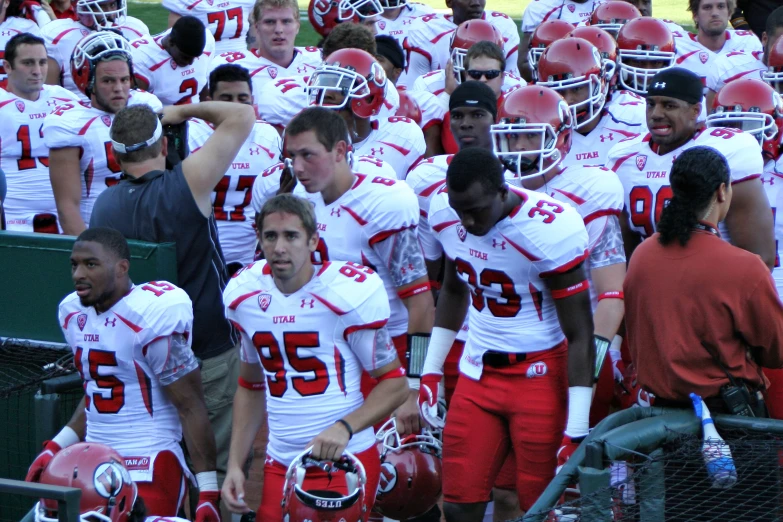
[127,0,697,47]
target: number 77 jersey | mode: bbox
[608,127,763,239]
[428,186,588,380]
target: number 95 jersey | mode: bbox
[223,260,398,465]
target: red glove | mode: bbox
[195,491,221,522]
[25,440,61,483]
[556,435,586,475]
[417,373,444,429]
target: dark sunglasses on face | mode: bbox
[466,69,502,80]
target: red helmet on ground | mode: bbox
[707,78,783,161]
[308,0,383,37]
[538,37,608,129]
[590,1,642,37]
[35,443,137,522]
[527,19,575,81]
[71,30,134,97]
[492,85,573,180]
[281,449,367,522]
[395,90,422,124]
[306,48,388,118]
[450,19,505,82]
[616,17,675,94]
[569,26,618,82]
[763,36,783,94]
[373,418,442,520]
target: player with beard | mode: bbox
[27,227,220,521]
[44,30,162,235]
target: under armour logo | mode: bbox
[599,133,614,142]
[762,177,775,185]
[604,247,619,258]
[249,147,261,155]
[46,99,59,107]
[653,82,666,89]
[403,19,412,25]
[301,298,315,308]
[0,30,14,36]
[492,239,506,249]
[330,208,341,217]
[296,66,309,74]
[370,147,384,156]
[104,318,116,327]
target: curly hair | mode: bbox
[657,146,730,247]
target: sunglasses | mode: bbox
[466,69,502,80]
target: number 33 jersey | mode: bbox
[428,186,588,380]
[223,260,397,465]
[608,127,763,239]
[58,282,198,482]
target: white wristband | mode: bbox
[610,335,623,352]
[565,386,592,437]
[52,426,80,449]
[421,326,458,375]
[196,470,219,492]
[609,350,622,363]
[406,376,420,390]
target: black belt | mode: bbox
[655,396,730,413]
[482,351,530,368]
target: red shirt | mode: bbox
[624,230,783,401]
[52,3,77,20]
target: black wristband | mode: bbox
[335,419,353,440]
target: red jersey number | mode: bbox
[251,331,330,397]
[207,7,243,40]
[454,258,521,317]
[628,185,673,237]
[213,175,256,221]
[74,347,126,414]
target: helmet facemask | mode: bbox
[492,121,563,181]
[77,0,127,29]
[617,48,675,94]
[337,0,383,21]
[540,71,606,130]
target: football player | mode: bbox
[131,15,215,106]
[27,227,220,521]
[308,0,383,39]
[220,193,409,519]
[536,37,645,168]
[0,0,41,82]
[209,0,322,101]
[586,1,642,38]
[44,30,162,235]
[189,63,282,273]
[163,0,253,53]
[418,146,594,520]
[526,19,575,83]
[375,0,434,81]
[615,16,677,95]
[41,0,150,100]
[607,67,775,268]
[0,33,79,233]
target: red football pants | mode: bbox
[135,450,186,516]
[442,343,568,510]
[258,446,382,521]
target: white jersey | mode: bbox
[145,518,190,522]
[352,117,425,179]
[162,0,254,53]
[59,282,197,483]
[411,68,525,106]
[564,90,645,168]
[223,260,397,465]
[130,29,216,106]
[429,186,589,380]
[210,46,321,101]
[187,117,282,265]
[401,86,447,131]
[674,30,763,89]
[42,18,150,101]
[42,90,163,226]
[406,153,451,261]
[521,0,597,32]
[0,17,41,81]
[376,3,435,86]
[608,127,763,239]
[763,158,783,293]
[706,49,766,93]
[1,86,79,232]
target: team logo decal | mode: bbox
[101,115,112,127]
[567,3,575,11]
[268,67,278,79]
[77,313,88,331]
[526,361,548,378]
[635,155,647,171]
[456,224,467,242]
[698,51,708,64]
[258,293,272,311]
[81,29,89,36]
[15,100,24,112]
[377,462,398,493]
[378,21,386,30]
[93,462,128,498]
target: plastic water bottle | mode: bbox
[690,392,738,489]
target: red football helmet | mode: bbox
[492,85,573,179]
[616,17,676,94]
[306,48,388,118]
[373,418,442,520]
[71,30,134,97]
[763,35,783,94]
[450,19,505,83]
[538,37,607,129]
[76,0,127,30]
[569,26,619,82]
[308,0,383,37]
[281,449,367,522]
[527,19,575,81]
[35,443,137,522]
[707,79,783,161]
[589,1,642,37]
[395,90,422,124]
